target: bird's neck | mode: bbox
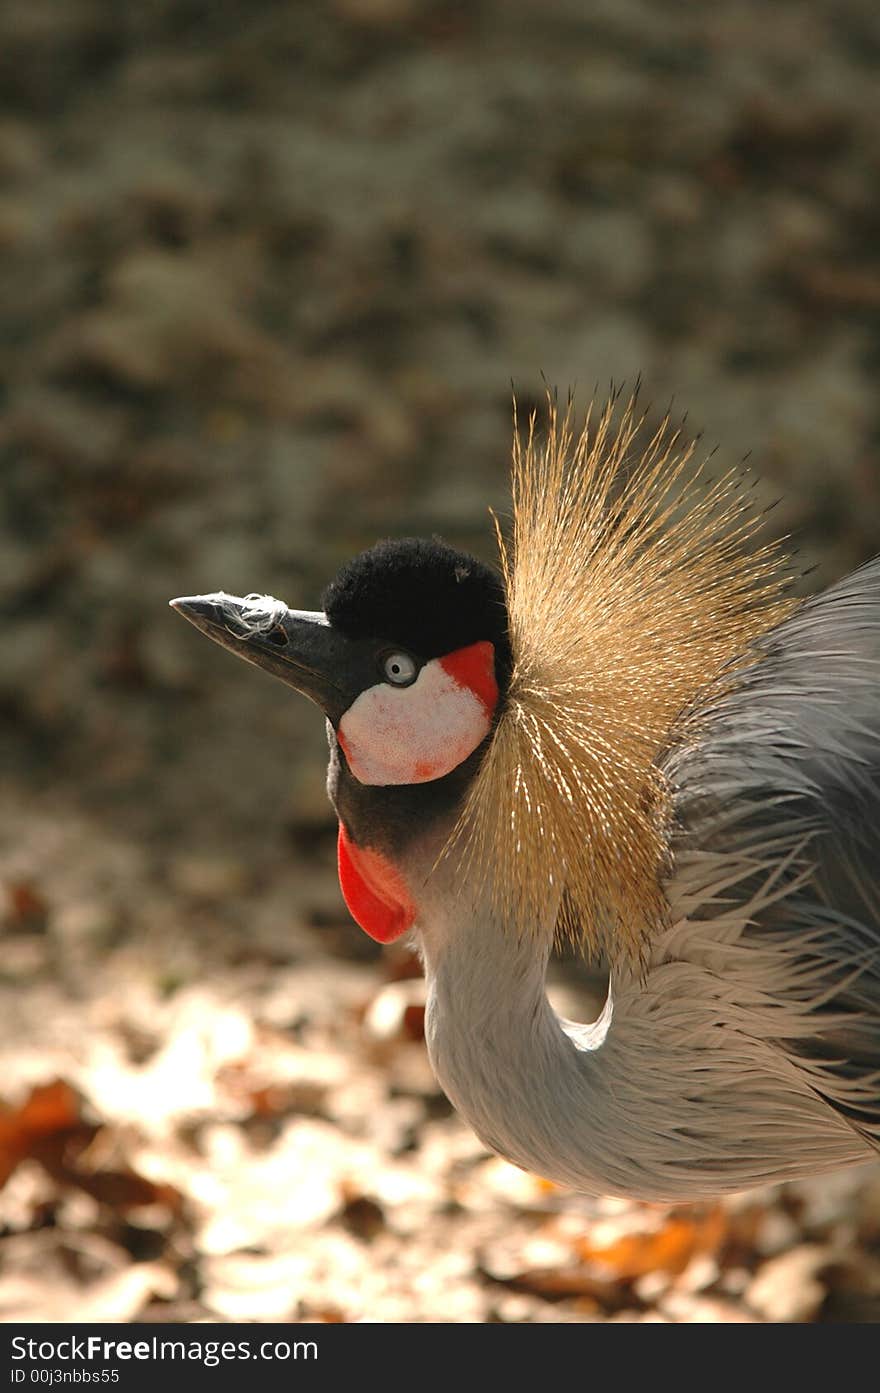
[415,868,632,1196]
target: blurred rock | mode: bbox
[0,120,43,179]
[168,856,251,904]
[746,1245,829,1322]
[363,979,426,1045]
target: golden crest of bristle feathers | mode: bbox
[453,392,796,967]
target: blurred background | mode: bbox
[2,0,880,1323]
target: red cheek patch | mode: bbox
[439,640,498,714]
[337,823,416,943]
[337,640,499,787]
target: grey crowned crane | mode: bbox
[171,396,880,1202]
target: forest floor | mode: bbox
[3,0,880,1322]
[2,788,880,1323]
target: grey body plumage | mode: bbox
[666,556,880,1156]
[424,557,880,1199]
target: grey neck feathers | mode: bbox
[415,869,871,1201]
[420,901,643,1197]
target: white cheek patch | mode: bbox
[338,653,494,786]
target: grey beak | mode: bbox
[169,591,352,718]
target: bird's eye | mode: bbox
[381,651,418,687]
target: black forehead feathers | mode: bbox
[322,537,510,662]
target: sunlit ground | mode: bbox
[1,791,879,1324]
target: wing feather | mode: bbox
[664,556,880,1142]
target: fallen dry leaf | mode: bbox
[0,1080,81,1187]
[480,1259,626,1309]
[576,1206,730,1280]
[0,1079,181,1214]
[3,880,49,932]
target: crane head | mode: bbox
[171,538,513,943]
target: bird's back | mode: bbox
[663,556,880,1150]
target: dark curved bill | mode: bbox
[169,591,353,718]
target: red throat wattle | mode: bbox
[336,639,498,940]
[337,823,416,943]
